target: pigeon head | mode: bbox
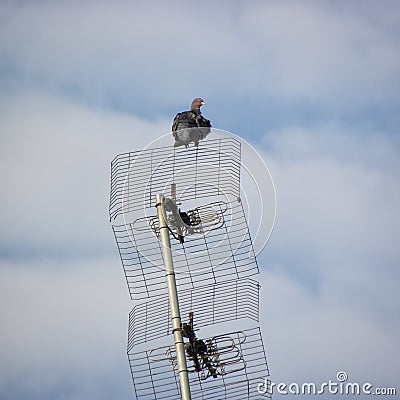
[190,98,205,111]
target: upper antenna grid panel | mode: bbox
[109,138,241,221]
[112,200,259,300]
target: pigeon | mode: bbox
[172,98,212,147]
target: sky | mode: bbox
[0,1,399,399]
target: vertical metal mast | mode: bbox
[155,193,192,400]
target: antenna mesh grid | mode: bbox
[109,138,271,400]
[127,278,260,350]
[128,327,271,400]
[109,138,241,221]
[112,200,258,300]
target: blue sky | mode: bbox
[0,1,399,399]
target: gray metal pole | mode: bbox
[155,193,192,400]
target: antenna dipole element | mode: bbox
[155,194,192,400]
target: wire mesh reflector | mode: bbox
[112,200,258,300]
[109,138,241,221]
[127,279,261,350]
[108,138,272,400]
[128,327,271,400]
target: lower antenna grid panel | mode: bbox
[128,327,271,400]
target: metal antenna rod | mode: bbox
[155,193,192,400]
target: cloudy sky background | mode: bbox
[1,1,399,399]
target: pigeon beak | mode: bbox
[201,101,205,106]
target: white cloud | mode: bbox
[0,258,132,400]
[256,124,400,391]
[240,1,400,107]
[261,124,399,273]
[261,269,400,389]
[1,1,398,121]
[0,92,170,259]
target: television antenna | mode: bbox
[109,134,272,399]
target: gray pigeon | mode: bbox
[172,98,212,147]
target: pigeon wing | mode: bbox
[172,112,182,138]
[196,115,211,139]
[197,115,211,128]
